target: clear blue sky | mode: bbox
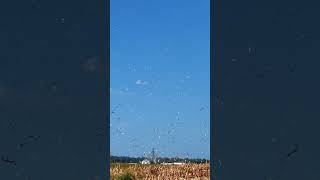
[110,0,210,159]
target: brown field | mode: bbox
[110,163,210,180]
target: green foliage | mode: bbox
[116,172,135,180]
[110,156,144,163]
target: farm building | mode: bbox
[161,162,186,166]
[141,159,151,164]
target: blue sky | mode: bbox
[110,0,210,159]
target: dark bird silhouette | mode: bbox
[1,156,16,165]
[272,144,300,179]
[287,144,299,159]
[19,135,40,148]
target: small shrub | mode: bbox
[116,172,135,180]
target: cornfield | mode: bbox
[110,163,210,180]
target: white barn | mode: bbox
[161,162,186,166]
[141,159,151,164]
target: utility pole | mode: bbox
[146,147,158,164]
[151,148,156,163]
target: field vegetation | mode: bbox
[110,163,210,180]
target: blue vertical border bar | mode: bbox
[211,0,222,178]
[106,0,110,178]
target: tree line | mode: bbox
[110,155,209,164]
